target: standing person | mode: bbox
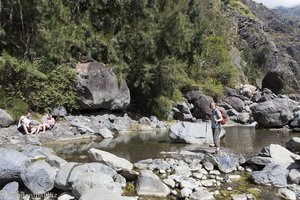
[210,102,223,154]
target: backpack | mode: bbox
[219,108,227,125]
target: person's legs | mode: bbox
[43,124,50,133]
[30,126,38,134]
[35,125,42,134]
[17,126,25,134]
[22,124,30,135]
[214,128,221,153]
[212,128,217,147]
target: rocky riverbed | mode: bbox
[1,82,300,199]
[0,137,300,200]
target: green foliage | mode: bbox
[0,52,77,112]
[0,90,29,121]
[200,78,224,99]
[0,0,244,118]
[242,46,265,84]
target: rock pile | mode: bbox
[171,84,300,130]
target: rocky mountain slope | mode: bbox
[274,5,300,23]
[227,0,300,94]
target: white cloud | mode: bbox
[253,0,300,8]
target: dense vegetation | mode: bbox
[0,0,240,119]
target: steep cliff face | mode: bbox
[229,0,300,94]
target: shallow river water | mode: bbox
[46,126,300,163]
[44,126,300,200]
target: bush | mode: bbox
[0,52,77,112]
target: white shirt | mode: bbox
[17,116,31,128]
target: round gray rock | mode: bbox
[0,148,31,183]
[68,163,117,185]
[186,91,213,120]
[0,182,20,200]
[55,162,78,190]
[250,163,288,187]
[224,96,245,112]
[190,188,215,200]
[251,98,294,128]
[72,172,122,199]
[20,160,57,194]
[286,137,300,152]
[0,109,13,127]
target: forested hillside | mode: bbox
[1,0,299,119]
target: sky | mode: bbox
[253,0,300,8]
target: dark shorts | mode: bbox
[17,125,31,134]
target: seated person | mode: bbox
[17,111,38,135]
[40,114,55,133]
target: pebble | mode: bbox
[228,174,241,181]
[227,187,233,191]
[245,167,252,173]
[238,166,245,171]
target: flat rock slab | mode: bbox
[250,163,288,187]
[88,148,133,172]
[136,170,170,197]
[169,122,225,144]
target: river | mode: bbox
[45,126,300,163]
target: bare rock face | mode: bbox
[76,62,130,110]
[237,0,300,94]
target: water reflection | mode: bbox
[45,126,300,163]
[223,126,300,157]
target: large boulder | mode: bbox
[0,148,31,183]
[289,169,300,184]
[217,154,239,173]
[55,162,78,190]
[88,148,133,172]
[76,62,130,110]
[0,109,13,127]
[239,84,257,98]
[72,172,122,199]
[68,163,117,185]
[186,91,213,120]
[224,96,245,112]
[20,160,57,194]
[289,111,300,129]
[286,137,300,152]
[169,122,225,144]
[258,88,276,102]
[250,163,288,187]
[269,144,300,167]
[22,145,54,159]
[136,170,170,197]
[250,97,295,128]
[0,182,20,200]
